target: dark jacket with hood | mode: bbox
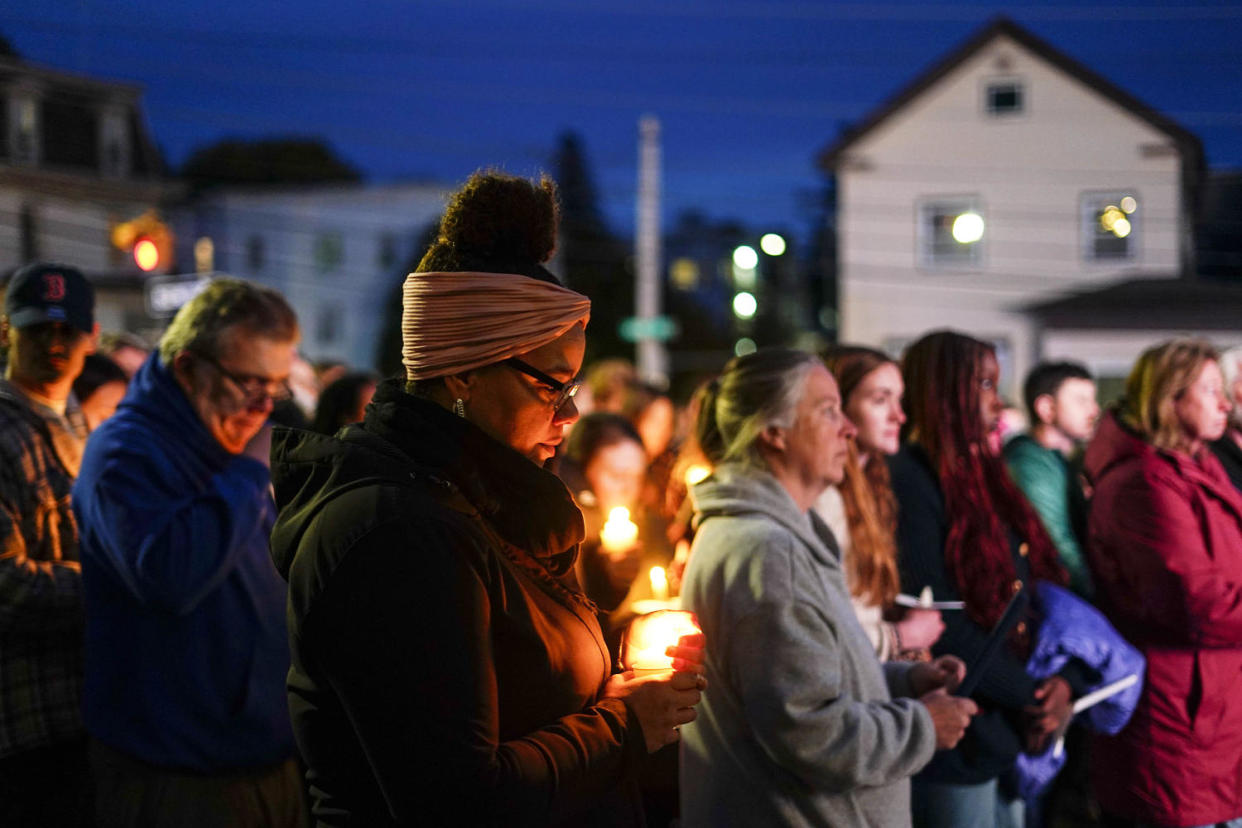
[269,381,646,827]
[1085,411,1242,826]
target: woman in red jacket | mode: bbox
[1085,339,1242,828]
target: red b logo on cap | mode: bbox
[43,273,66,302]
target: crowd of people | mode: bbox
[0,169,1240,828]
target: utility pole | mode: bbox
[635,114,667,386]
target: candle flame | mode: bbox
[624,609,701,671]
[601,507,639,553]
[649,566,670,601]
[684,464,711,487]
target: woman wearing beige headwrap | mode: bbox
[270,171,705,826]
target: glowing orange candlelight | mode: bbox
[684,464,711,487]
[649,565,669,602]
[600,506,639,554]
[623,609,701,674]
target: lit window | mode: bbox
[1081,192,1138,261]
[985,80,1024,116]
[919,198,984,266]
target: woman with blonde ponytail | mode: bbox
[680,348,977,828]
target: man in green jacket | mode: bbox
[1004,361,1099,597]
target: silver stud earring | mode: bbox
[453,398,465,418]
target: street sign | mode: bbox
[145,273,214,317]
[619,315,679,343]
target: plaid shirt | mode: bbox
[0,379,88,758]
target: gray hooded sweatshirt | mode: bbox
[680,463,936,827]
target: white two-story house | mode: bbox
[173,181,449,371]
[818,17,1208,395]
[0,55,168,336]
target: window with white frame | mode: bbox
[918,198,985,266]
[984,79,1024,117]
[1081,192,1138,261]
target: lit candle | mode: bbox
[649,565,669,602]
[684,464,712,487]
[623,609,701,674]
[600,507,639,554]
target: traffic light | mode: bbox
[112,211,173,274]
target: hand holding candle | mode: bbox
[622,610,703,674]
[607,610,707,751]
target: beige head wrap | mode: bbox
[402,271,591,380]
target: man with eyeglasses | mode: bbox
[0,262,98,826]
[73,278,305,827]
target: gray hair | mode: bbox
[694,348,820,468]
[1219,345,1242,398]
[158,278,298,363]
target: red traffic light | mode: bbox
[133,236,161,272]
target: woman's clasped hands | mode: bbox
[604,633,709,752]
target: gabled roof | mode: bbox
[0,56,144,101]
[1023,277,1242,330]
[817,17,1203,170]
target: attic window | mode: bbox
[985,81,1024,116]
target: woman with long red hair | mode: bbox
[891,330,1088,827]
[813,345,944,659]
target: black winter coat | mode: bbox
[270,381,646,826]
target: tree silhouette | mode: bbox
[551,131,632,364]
[180,138,361,194]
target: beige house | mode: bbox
[818,17,1206,395]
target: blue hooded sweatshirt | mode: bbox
[72,353,294,772]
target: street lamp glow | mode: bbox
[732,291,757,319]
[734,337,757,357]
[951,213,985,244]
[732,245,759,270]
[760,233,786,256]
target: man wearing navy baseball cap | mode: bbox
[0,261,98,826]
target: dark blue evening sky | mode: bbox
[5,1,1241,247]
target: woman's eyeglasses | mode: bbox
[504,357,581,412]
